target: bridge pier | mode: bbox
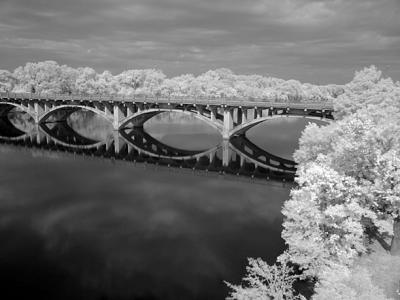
[113,104,124,130]
[222,107,234,139]
[240,155,245,167]
[126,103,135,117]
[113,130,126,154]
[236,108,243,125]
[34,102,44,124]
[222,139,230,167]
[35,124,45,144]
[104,102,113,117]
[209,151,215,165]
[210,107,217,122]
[241,108,248,124]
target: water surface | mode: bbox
[0,111,322,299]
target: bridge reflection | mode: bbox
[0,119,296,182]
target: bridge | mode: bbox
[0,92,334,139]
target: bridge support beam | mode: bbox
[240,155,245,167]
[222,107,233,139]
[236,108,243,125]
[113,131,126,154]
[34,124,45,144]
[126,103,135,117]
[241,108,248,124]
[210,107,217,122]
[34,102,44,124]
[113,104,124,130]
[104,103,113,117]
[222,139,230,167]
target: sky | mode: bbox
[0,0,399,84]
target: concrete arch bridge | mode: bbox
[0,92,334,139]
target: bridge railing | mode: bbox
[0,92,334,110]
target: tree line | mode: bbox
[0,61,344,102]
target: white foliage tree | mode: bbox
[228,67,400,299]
[0,70,16,92]
[12,61,65,93]
[226,258,305,300]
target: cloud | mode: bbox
[0,0,399,83]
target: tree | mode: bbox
[12,61,67,94]
[74,67,98,94]
[227,66,400,299]
[136,69,166,96]
[115,69,146,95]
[226,258,305,300]
[313,244,400,299]
[0,70,16,92]
[59,65,78,94]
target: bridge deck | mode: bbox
[0,92,334,110]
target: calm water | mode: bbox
[0,111,323,299]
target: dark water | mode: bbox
[0,111,324,300]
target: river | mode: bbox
[0,111,323,299]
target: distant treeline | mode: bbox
[0,60,373,102]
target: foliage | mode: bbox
[282,67,400,297]
[0,70,16,92]
[225,258,306,300]
[313,244,400,300]
[334,65,400,119]
[283,107,400,273]
[0,61,344,101]
[227,66,400,299]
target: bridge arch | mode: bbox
[119,108,224,134]
[0,101,36,119]
[119,126,220,160]
[229,114,333,137]
[229,134,297,173]
[0,115,29,141]
[38,122,107,150]
[39,104,113,124]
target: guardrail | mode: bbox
[0,92,334,110]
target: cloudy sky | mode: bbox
[0,0,399,84]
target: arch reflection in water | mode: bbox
[0,115,27,139]
[0,120,295,182]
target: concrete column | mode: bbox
[240,155,245,167]
[237,108,243,125]
[35,124,45,144]
[223,107,233,139]
[126,103,135,117]
[44,101,52,112]
[104,103,113,118]
[34,102,44,123]
[222,139,230,167]
[209,150,215,164]
[255,108,262,119]
[28,102,35,116]
[105,138,113,151]
[113,104,123,130]
[242,108,248,124]
[113,131,125,154]
[210,107,217,122]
